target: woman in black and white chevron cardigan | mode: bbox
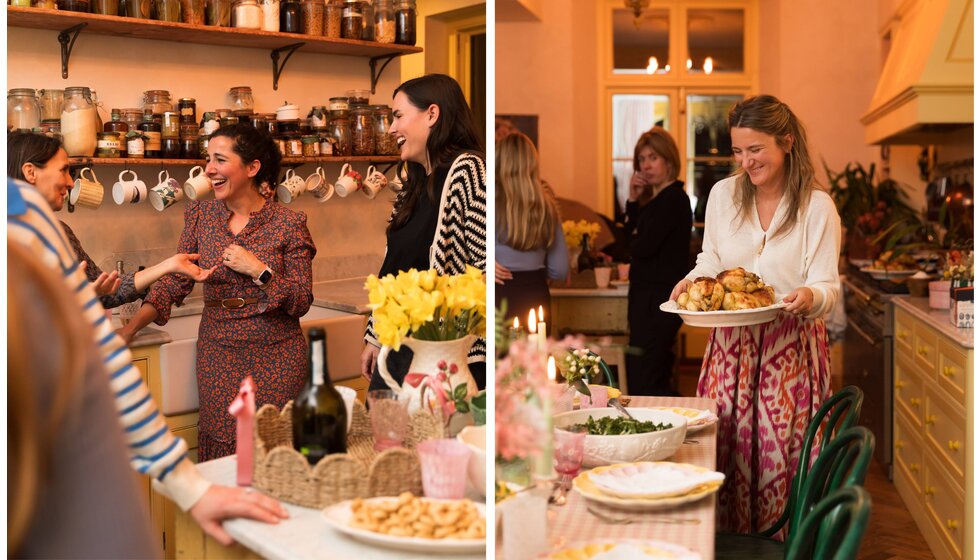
[360,74,488,390]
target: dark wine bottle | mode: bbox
[292,328,347,465]
[577,233,597,272]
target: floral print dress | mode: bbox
[144,199,316,461]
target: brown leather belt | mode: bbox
[205,297,260,309]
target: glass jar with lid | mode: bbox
[177,97,197,125]
[38,89,64,122]
[373,0,394,43]
[200,111,220,136]
[8,88,41,131]
[143,90,173,115]
[90,89,106,132]
[301,135,320,157]
[161,112,181,138]
[372,104,398,155]
[300,0,323,34]
[96,132,122,158]
[341,0,364,40]
[139,113,163,158]
[279,0,301,32]
[360,0,373,40]
[154,0,182,22]
[324,0,342,37]
[346,89,369,105]
[308,105,329,130]
[260,0,279,31]
[182,0,206,23]
[328,117,351,156]
[206,0,232,25]
[120,108,144,132]
[394,0,415,45]
[60,87,97,157]
[228,86,254,114]
[350,104,375,155]
[105,109,129,157]
[232,0,262,29]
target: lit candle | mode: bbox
[547,355,556,383]
[513,316,519,330]
[527,308,538,348]
[537,305,547,342]
[535,357,555,480]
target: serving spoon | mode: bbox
[608,397,637,421]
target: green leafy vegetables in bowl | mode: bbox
[569,416,674,435]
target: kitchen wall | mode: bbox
[8,1,483,289]
[496,0,880,212]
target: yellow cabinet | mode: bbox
[892,303,973,560]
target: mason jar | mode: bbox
[393,0,415,45]
[232,0,262,29]
[373,0,394,43]
[323,0,342,37]
[300,0,323,34]
[350,104,375,155]
[228,86,254,114]
[341,0,363,39]
[38,89,65,122]
[142,90,173,115]
[260,0,279,31]
[328,117,351,156]
[8,88,41,131]
[372,104,398,155]
[60,86,97,157]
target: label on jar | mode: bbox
[329,99,349,111]
[311,114,328,129]
[128,137,145,156]
[203,118,220,136]
[320,138,333,155]
[287,138,302,156]
[144,131,162,151]
[180,107,194,117]
[97,137,121,150]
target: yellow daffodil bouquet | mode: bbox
[365,265,486,350]
[562,219,601,249]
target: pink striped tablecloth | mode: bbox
[545,395,718,559]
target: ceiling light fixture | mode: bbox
[624,0,651,25]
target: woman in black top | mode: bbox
[360,74,487,390]
[624,127,692,396]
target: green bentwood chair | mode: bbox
[785,486,872,560]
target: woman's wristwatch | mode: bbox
[253,267,273,286]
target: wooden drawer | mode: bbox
[936,338,969,410]
[893,410,924,494]
[923,388,966,485]
[132,357,150,385]
[894,307,915,358]
[172,425,199,464]
[913,321,939,375]
[894,353,925,426]
[924,455,965,559]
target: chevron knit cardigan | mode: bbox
[365,152,488,362]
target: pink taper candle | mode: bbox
[228,376,256,486]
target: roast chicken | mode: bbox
[677,267,777,312]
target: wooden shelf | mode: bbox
[8,7,422,57]
[68,155,402,166]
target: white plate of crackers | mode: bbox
[322,493,486,553]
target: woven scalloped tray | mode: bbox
[252,399,444,509]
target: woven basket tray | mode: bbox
[252,399,445,509]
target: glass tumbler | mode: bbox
[553,427,587,480]
[367,390,409,451]
[417,439,470,499]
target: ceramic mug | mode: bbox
[148,170,184,212]
[112,169,148,205]
[276,169,306,203]
[70,167,104,209]
[183,165,212,200]
[306,168,334,203]
[361,165,388,199]
[334,163,362,197]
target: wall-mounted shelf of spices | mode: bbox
[8,7,422,89]
[68,155,403,166]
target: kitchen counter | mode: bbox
[312,277,371,315]
[550,286,628,298]
[893,296,974,348]
[129,326,172,348]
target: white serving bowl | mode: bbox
[457,425,486,498]
[552,408,688,468]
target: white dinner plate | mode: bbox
[573,465,722,511]
[543,539,701,559]
[588,462,725,499]
[321,497,486,554]
[659,299,788,328]
[646,407,718,433]
[859,267,918,280]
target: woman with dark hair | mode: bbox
[119,123,316,461]
[624,127,692,396]
[670,95,841,536]
[360,73,487,389]
[7,130,212,308]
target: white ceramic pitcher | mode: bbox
[377,335,479,414]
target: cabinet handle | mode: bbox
[918,346,929,356]
[910,464,920,472]
[909,398,921,407]
[899,330,909,340]
[925,415,936,425]
[946,520,959,531]
[924,486,936,496]
[896,381,906,390]
[895,440,904,450]
[948,440,960,452]
[942,366,955,378]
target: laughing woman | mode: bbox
[119,124,316,461]
[670,95,841,537]
[359,74,487,390]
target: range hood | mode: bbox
[861,0,974,145]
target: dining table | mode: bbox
[511,394,719,559]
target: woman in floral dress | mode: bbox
[670,95,841,536]
[120,124,315,461]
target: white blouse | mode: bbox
[687,175,842,319]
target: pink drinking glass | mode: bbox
[582,385,609,409]
[553,426,587,481]
[417,438,470,499]
[368,389,410,451]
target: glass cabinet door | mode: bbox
[686,94,742,223]
[612,94,671,215]
[686,8,745,74]
[612,7,670,75]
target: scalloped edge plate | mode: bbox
[646,407,718,433]
[542,539,701,559]
[322,497,486,553]
[659,299,788,327]
[573,463,722,510]
[587,462,725,499]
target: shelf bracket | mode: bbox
[369,53,405,95]
[58,23,88,80]
[270,43,305,91]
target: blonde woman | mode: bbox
[670,95,841,537]
[494,132,569,321]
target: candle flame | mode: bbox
[538,305,544,322]
[547,356,556,382]
[513,316,519,329]
[528,309,537,334]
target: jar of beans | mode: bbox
[341,0,363,39]
[328,117,351,156]
[300,0,323,35]
[350,104,375,155]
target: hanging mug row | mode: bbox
[68,163,405,211]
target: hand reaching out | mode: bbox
[188,485,289,547]
[165,253,218,282]
[494,261,513,285]
[81,261,122,296]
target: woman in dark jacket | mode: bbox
[623,127,692,395]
